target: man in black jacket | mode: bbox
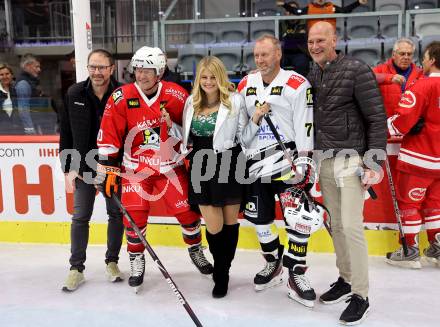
[59,49,124,292]
[307,22,387,325]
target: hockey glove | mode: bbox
[292,154,316,192]
[95,158,121,198]
[408,117,425,135]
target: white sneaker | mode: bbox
[62,270,85,292]
[106,262,124,282]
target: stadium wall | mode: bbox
[0,136,430,255]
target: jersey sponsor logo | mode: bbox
[257,124,285,141]
[140,127,161,150]
[103,104,112,116]
[289,242,307,254]
[246,87,257,96]
[138,155,161,166]
[122,184,142,193]
[126,98,140,109]
[175,199,189,209]
[137,118,160,130]
[270,86,283,96]
[287,74,306,90]
[399,90,416,108]
[245,197,258,219]
[112,89,123,104]
[408,187,426,201]
[237,75,248,93]
[165,88,185,102]
[256,229,272,239]
[306,88,313,105]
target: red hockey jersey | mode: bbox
[388,73,440,177]
[97,81,188,175]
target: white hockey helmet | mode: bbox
[129,46,166,76]
[279,187,325,235]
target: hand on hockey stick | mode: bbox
[360,168,381,190]
[252,102,270,125]
[95,159,121,198]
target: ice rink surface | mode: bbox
[0,243,438,327]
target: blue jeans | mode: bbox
[69,178,123,272]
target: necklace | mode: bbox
[203,99,220,109]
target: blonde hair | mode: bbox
[192,56,232,114]
[255,34,282,51]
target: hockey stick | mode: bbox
[384,158,409,256]
[111,194,203,327]
[262,113,332,234]
[262,114,378,200]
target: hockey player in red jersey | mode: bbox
[95,46,213,292]
[386,41,440,269]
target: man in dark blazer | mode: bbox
[59,49,124,292]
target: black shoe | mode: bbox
[320,277,352,304]
[339,294,370,325]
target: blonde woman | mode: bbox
[182,56,246,298]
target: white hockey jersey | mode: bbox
[237,69,314,177]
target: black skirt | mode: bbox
[188,134,244,208]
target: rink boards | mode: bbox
[0,137,430,254]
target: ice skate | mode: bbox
[106,262,124,282]
[424,235,440,266]
[254,245,284,291]
[385,245,421,269]
[62,270,85,292]
[129,252,145,294]
[287,265,316,308]
[188,244,213,275]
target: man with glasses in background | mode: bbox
[59,49,124,292]
[374,38,423,118]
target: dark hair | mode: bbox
[87,49,115,65]
[0,63,14,75]
[425,41,440,70]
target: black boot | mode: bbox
[212,223,239,298]
[207,228,229,298]
[207,224,240,298]
[224,223,239,270]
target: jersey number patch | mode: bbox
[305,123,313,137]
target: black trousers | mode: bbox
[69,179,124,271]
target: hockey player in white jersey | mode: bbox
[238,34,317,307]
